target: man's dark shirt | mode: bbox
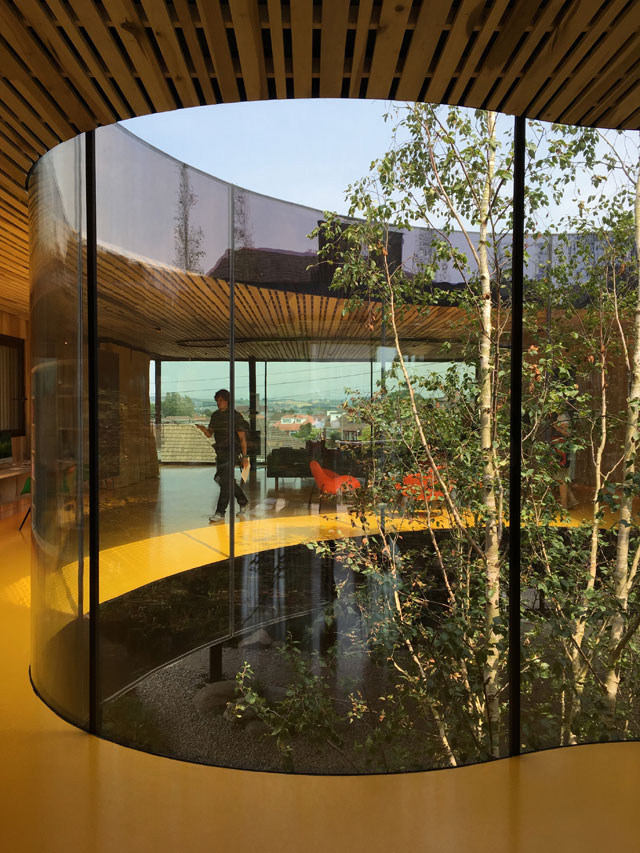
[207,408,249,458]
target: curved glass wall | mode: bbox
[29,119,638,773]
[520,167,640,752]
[30,135,88,726]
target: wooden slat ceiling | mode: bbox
[1,0,639,318]
[94,244,469,361]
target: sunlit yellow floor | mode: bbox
[3,510,640,852]
[85,474,631,604]
[33,470,637,626]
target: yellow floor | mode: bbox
[42,467,617,613]
[2,512,640,852]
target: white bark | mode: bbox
[568,298,607,741]
[478,112,501,757]
[606,161,640,715]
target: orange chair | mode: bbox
[309,460,360,512]
[396,467,446,504]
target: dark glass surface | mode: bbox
[29,136,89,726]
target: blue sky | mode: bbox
[121,99,635,227]
[121,99,402,216]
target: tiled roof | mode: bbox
[208,247,323,293]
[160,424,216,464]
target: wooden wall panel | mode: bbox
[0,307,29,461]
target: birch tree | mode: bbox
[235,108,640,770]
[520,134,640,745]
[309,105,523,762]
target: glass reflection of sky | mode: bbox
[151,360,469,404]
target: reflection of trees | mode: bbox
[234,188,253,248]
[162,391,195,417]
[173,164,205,273]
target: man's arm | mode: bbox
[235,415,249,460]
[196,423,213,438]
[237,427,248,459]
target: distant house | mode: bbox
[327,414,368,442]
[273,414,314,433]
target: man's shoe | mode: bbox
[237,503,249,517]
[209,512,225,523]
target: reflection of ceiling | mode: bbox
[2,2,639,317]
[97,244,469,362]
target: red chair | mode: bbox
[309,460,360,512]
[396,467,446,504]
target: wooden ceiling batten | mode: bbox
[266,0,287,98]
[0,186,27,218]
[229,0,269,101]
[365,0,413,99]
[422,0,488,106]
[173,0,217,104]
[196,0,240,102]
[0,213,28,243]
[0,46,75,141]
[0,3,88,131]
[0,80,58,153]
[0,133,32,176]
[100,0,177,111]
[67,0,152,116]
[485,0,569,113]
[501,0,603,117]
[290,0,314,98]
[319,0,349,98]
[525,0,632,120]
[348,0,374,97]
[446,0,511,104]
[547,15,640,126]
[561,32,640,126]
[13,0,117,125]
[0,150,32,188]
[43,0,134,119]
[139,0,201,108]
[591,78,640,129]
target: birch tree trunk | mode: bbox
[568,301,607,742]
[478,112,502,756]
[605,162,640,716]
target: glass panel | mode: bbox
[520,126,639,752]
[29,136,88,726]
[87,122,515,771]
[220,179,506,772]
[94,127,232,751]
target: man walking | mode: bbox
[197,389,250,521]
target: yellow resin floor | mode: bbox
[47,473,619,614]
[2,511,640,852]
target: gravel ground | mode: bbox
[121,643,373,774]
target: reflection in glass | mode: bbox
[31,123,511,770]
[94,127,232,730]
[30,135,88,726]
